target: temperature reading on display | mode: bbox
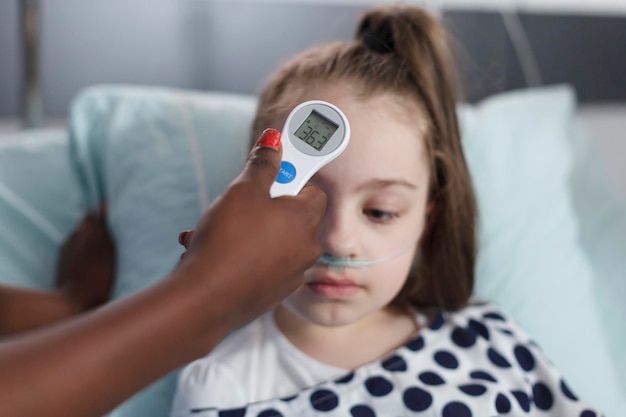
[294,110,339,151]
[270,100,350,198]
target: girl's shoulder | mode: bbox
[297,300,596,416]
[382,300,586,413]
[406,299,548,369]
[413,299,536,339]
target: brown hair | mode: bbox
[252,6,477,311]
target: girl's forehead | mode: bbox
[319,130,427,189]
[301,89,429,190]
[265,84,431,191]
[288,81,424,125]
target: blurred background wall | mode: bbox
[1,0,626,118]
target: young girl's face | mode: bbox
[277,84,431,327]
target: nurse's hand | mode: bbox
[0,209,115,337]
[176,128,327,330]
[0,128,326,417]
[56,208,115,312]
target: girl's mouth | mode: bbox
[306,276,362,298]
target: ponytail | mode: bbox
[355,7,477,311]
[356,8,461,163]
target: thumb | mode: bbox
[239,128,283,190]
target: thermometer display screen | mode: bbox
[293,110,339,151]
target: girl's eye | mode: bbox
[363,208,399,223]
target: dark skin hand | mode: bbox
[56,208,115,311]
[0,129,327,417]
[0,210,115,336]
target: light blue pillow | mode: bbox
[0,129,86,289]
[458,85,624,414]
[67,84,624,416]
[69,86,257,417]
[70,86,257,298]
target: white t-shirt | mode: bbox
[170,302,602,417]
[171,312,347,411]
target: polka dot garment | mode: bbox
[170,303,603,417]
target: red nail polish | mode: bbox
[257,128,281,150]
[178,231,188,245]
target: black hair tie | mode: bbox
[360,28,394,54]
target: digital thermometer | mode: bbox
[270,100,350,198]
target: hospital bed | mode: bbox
[0,2,624,416]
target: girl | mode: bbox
[171,5,602,417]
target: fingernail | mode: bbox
[256,128,281,150]
[178,231,189,245]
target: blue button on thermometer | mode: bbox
[270,100,350,197]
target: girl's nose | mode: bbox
[317,204,360,260]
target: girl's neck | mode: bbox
[272,306,419,370]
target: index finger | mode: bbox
[288,184,328,220]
